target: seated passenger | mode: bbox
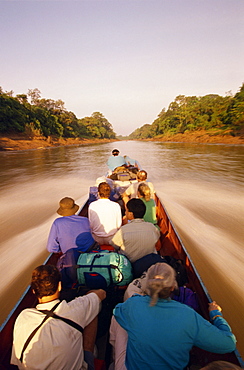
[137,182,159,228]
[112,263,236,370]
[123,155,142,171]
[122,170,155,205]
[47,197,96,254]
[107,149,126,173]
[111,198,160,263]
[88,182,122,245]
[11,264,106,370]
[109,264,198,370]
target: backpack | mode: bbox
[132,253,168,278]
[77,251,133,290]
[163,255,188,287]
[172,286,199,311]
[56,248,81,289]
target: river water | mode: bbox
[1,141,244,357]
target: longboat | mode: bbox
[0,177,243,370]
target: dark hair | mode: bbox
[98,182,111,198]
[31,265,61,299]
[127,198,146,218]
[137,170,147,181]
[112,149,119,156]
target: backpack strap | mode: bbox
[37,309,84,333]
[20,301,60,363]
[19,301,83,363]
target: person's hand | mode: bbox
[208,301,222,312]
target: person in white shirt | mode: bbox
[11,264,106,370]
[88,182,122,245]
[122,170,155,205]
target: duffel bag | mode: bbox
[77,251,133,290]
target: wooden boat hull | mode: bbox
[0,195,243,369]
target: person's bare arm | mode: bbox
[122,192,130,204]
[87,289,106,301]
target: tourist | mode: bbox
[113,263,236,370]
[47,197,96,254]
[123,155,142,171]
[88,182,122,245]
[137,182,158,228]
[111,198,160,263]
[11,264,106,370]
[122,170,155,204]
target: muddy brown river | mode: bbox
[1,141,243,358]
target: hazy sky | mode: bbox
[1,0,243,136]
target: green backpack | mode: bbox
[77,251,133,289]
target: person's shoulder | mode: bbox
[144,220,155,226]
[125,294,148,307]
[89,199,99,208]
[65,215,89,223]
[147,181,155,188]
[15,307,39,323]
[112,200,121,208]
[144,221,160,232]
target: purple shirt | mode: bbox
[46,215,94,253]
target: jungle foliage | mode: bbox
[129,84,244,139]
[0,88,116,140]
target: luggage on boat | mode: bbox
[77,251,133,290]
[132,253,168,278]
[88,185,120,204]
[109,166,137,181]
[57,248,82,289]
[172,286,199,311]
[163,255,188,286]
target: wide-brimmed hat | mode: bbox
[57,197,79,216]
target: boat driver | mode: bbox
[106,149,127,174]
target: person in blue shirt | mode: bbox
[123,155,142,171]
[113,263,236,370]
[107,149,126,173]
[46,197,96,254]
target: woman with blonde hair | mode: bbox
[137,183,158,228]
[113,263,236,370]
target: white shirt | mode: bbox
[125,181,155,199]
[88,198,122,238]
[11,294,100,370]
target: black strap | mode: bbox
[19,301,83,363]
[38,310,84,333]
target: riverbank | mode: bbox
[0,129,243,151]
[146,129,244,145]
[0,135,115,151]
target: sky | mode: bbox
[1,0,244,136]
